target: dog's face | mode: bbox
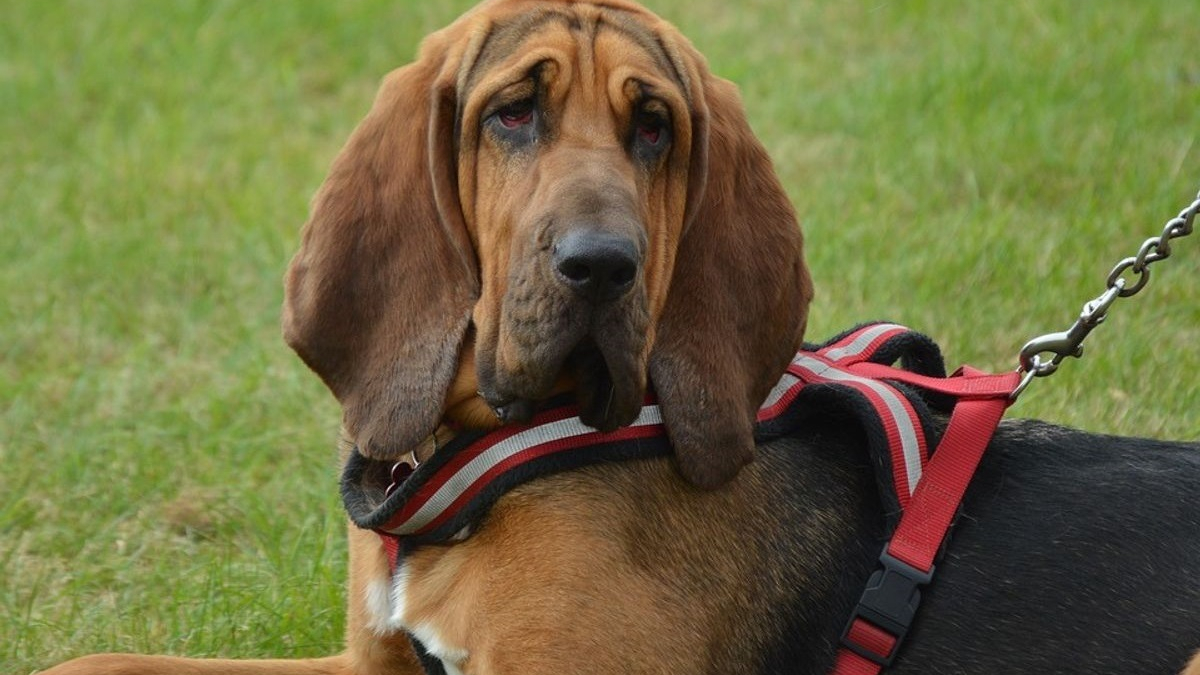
[459,8,698,431]
[284,0,812,488]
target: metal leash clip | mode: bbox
[1012,188,1199,400]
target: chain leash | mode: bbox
[1012,188,1200,399]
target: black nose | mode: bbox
[553,230,639,303]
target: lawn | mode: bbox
[2,1,1197,672]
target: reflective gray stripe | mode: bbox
[821,323,906,363]
[759,372,801,412]
[790,354,923,494]
[388,405,664,535]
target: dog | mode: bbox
[43,1,1200,673]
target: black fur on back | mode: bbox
[755,417,1200,674]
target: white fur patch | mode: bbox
[411,620,469,669]
[366,564,470,671]
[364,564,409,635]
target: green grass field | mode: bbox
[3,1,1198,671]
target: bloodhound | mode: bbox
[44,0,1200,674]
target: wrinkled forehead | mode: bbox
[459,6,691,104]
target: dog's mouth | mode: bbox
[484,333,645,430]
[479,285,650,432]
[565,336,642,430]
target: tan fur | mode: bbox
[42,1,813,673]
[372,454,861,675]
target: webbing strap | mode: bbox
[786,354,929,506]
[822,331,1020,673]
[352,322,936,565]
[886,371,1017,571]
[834,623,898,674]
[340,321,1018,674]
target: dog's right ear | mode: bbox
[283,29,479,460]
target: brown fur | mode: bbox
[1186,652,1200,675]
[43,1,817,673]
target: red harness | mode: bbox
[802,325,1021,673]
[340,323,1020,673]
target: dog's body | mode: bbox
[45,417,1200,674]
[343,417,1200,675]
[43,1,1200,674]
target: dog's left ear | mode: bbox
[650,48,814,490]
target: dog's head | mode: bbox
[283,0,812,489]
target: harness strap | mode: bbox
[786,353,930,506]
[340,321,1019,674]
[819,331,1020,673]
[342,399,673,568]
[889,369,1017,571]
[345,322,937,566]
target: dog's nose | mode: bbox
[553,230,639,303]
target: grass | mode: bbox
[2,0,1197,672]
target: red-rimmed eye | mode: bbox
[634,109,667,149]
[497,101,534,129]
[637,123,662,145]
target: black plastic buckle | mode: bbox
[840,550,934,667]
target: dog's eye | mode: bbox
[633,109,669,154]
[496,99,535,129]
[636,115,664,145]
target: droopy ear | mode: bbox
[650,65,814,490]
[283,31,478,460]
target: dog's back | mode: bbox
[750,418,1200,673]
